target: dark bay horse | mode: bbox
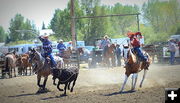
[103,44,116,68]
[29,49,52,91]
[16,53,32,75]
[29,49,64,91]
[120,48,152,92]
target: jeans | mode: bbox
[170,52,175,65]
[116,55,121,66]
[133,47,147,61]
[44,53,57,67]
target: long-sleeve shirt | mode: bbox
[116,47,121,57]
[100,39,110,49]
[39,36,52,54]
[130,37,140,47]
[168,41,176,52]
[57,43,66,51]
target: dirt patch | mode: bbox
[0,64,180,103]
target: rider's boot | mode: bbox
[144,59,149,70]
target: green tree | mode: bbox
[50,9,71,41]
[8,14,37,42]
[51,0,84,41]
[142,0,180,34]
[0,26,7,42]
[42,22,46,29]
[9,14,25,41]
[23,19,37,40]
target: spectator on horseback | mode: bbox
[39,35,57,69]
[67,41,72,49]
[57,39,66,57]
[100,35,111,57]
[127,31,148,63]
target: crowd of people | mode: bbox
[97,31,148,67]
[38,31,180,69]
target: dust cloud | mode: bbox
[77,64,180,91]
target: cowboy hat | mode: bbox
[42,33,49,38]
[58,39,63,42]
[69,41,72,44]
[104,35,109,38]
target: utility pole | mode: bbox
[70,0,80,69]
[137,14,140,31]
[70,0,76,49]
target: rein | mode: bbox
[31,52,46,73]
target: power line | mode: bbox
[74,13,140,19]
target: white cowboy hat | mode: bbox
[104,35,109,38]
[42,33,49,38]
[58,39,63,42]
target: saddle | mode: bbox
[125,49,149,70]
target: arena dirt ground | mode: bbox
[0,64,180,103]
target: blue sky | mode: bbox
[0,0,167,31]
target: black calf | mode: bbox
[52,67,79,95]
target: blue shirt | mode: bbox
[39,36,52,54]
[100,39,110,49]
[116,47,121,56]
[57,43,66,51]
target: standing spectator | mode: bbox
[57,39,66,57]
[178,41,180,55]
[115,44,121,66]
[168,39,176,65]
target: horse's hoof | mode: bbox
[119,91,123,93]
[59,89,64,91]
[39,85,43,87]
[119,89,123,93]
[131,89,136,92]
[60,94,67,97]
[70,89,73,92]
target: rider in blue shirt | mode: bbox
[57,39,66,57]
[39,35,57,68]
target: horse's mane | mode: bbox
[128,49,137,64]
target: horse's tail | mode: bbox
[5,57,9,72]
